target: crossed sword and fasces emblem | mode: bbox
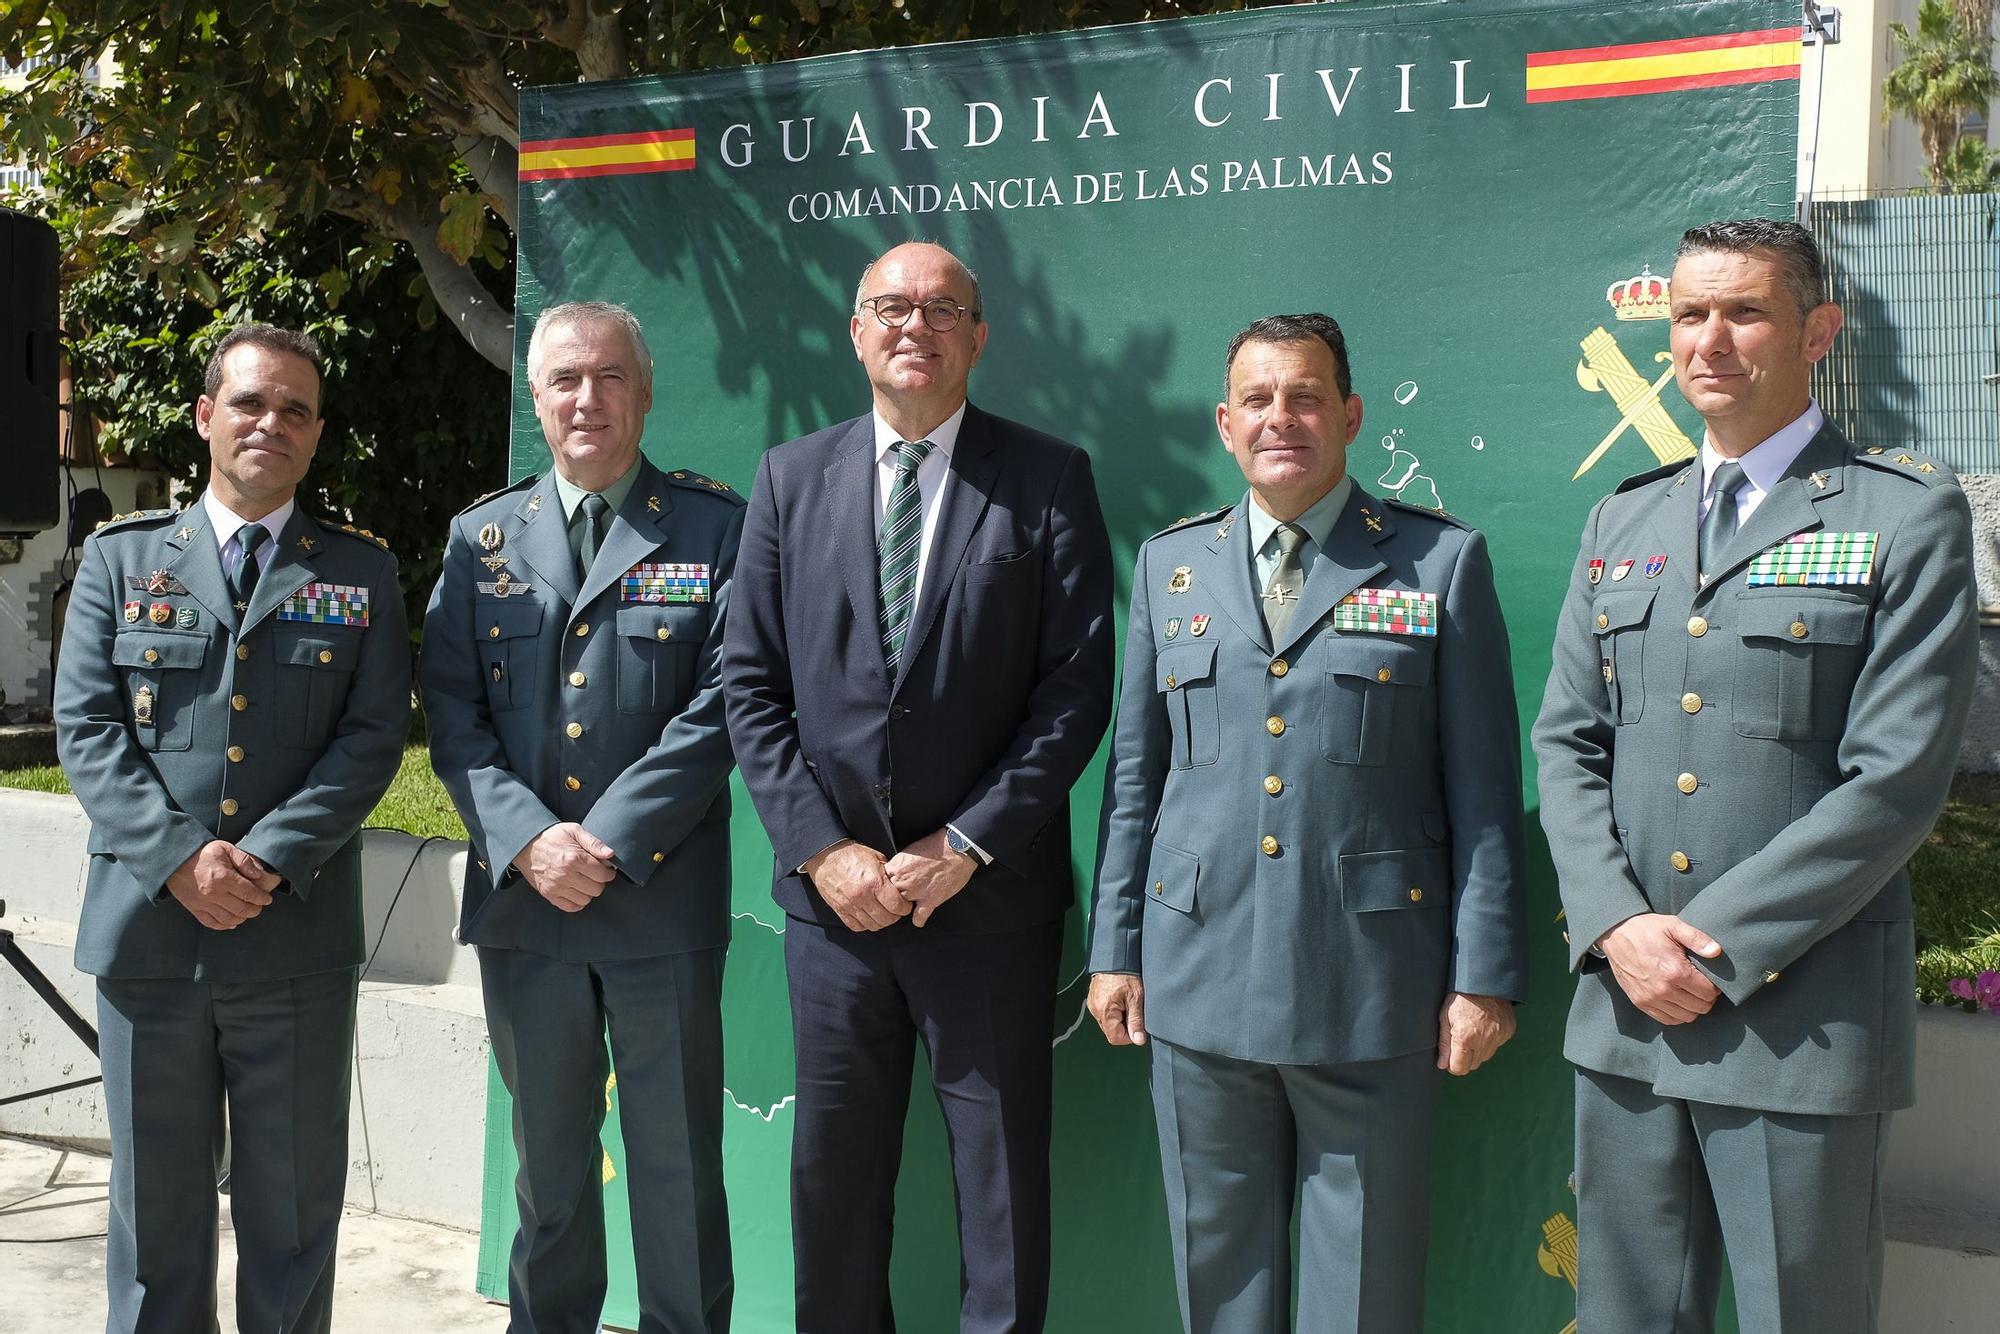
[1572,328,1696,481]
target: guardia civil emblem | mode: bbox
[1571,263,1697,482]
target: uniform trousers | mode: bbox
[784,916,1062,1334]
[1148,1042,1439,1334]
[1574,1067,1890,1334]
[479,946,731,1334]
[96,967,358,1334]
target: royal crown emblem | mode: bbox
[1606,263,1670,321]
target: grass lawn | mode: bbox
[4,753,1995,1005]
[0,744,466,842]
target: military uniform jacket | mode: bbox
[1088,486,1528,1066]
[1533,425,1978,1116]
[54,502,410,982]
[420,459,745,961]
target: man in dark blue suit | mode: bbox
[722,241,1114,1333]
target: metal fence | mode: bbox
[1808,191,2000,475]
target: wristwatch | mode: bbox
[945,826,980,863]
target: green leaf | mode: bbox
[435,190,488,263]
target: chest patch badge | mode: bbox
[622,563,711,604]
[277,582,371,626]
[1745,532,1879,588]
[1331,588,1438,637]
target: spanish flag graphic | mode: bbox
[518,128,697,181]
[1526,26,1802,104]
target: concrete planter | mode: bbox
[1881,1001,2000,1330]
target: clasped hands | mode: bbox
[513,822,618,912]
[1596,912,1725,1026]
[166,840,280,930]
[804,830,976,932]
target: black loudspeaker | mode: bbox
[0,207,60,535]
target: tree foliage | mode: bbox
[0,1,1254,370]
[1885,0,2000,193]
[14,149,510,630]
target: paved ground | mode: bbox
[0,1135,509,1332]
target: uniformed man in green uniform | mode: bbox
[1535,219,1979,1333]
[1088,313,1528,1333]
[55,323,410,1333]
[422,301,744,1333]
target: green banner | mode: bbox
[485,2,1800,1328]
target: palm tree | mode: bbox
[1885,0,2000,191]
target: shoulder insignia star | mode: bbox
[1919,462,1938,473]
[1895,453,1916,466]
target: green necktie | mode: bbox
[878,439,933,672]
[1263,522,1307,644]
[1699,460,1746,579]
[576,492,612,582]
[228,522,268,617]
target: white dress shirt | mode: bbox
[871,401,967,616]
[1698,401,1825,522]
[203,489,293,575]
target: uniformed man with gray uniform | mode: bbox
[1088,313,1527,1334]
[422,301,743,1333]
[55,323,410,1333]
[1535,219,1979,1333]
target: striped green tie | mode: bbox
[879,439,933,671]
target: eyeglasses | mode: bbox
[857,296,977,332]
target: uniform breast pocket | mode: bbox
[616,605,707,713]
[112,630,208,752]
[1732,592,1870,741]
[1156,641,1219,769]
[476,601,544,712]
[274,626,364,748]
[1320,635,1434,766]
[1591,590,1656,725]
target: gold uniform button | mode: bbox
[1260,835,1280,856]
[1688,615,1709,637]
[489,625,500,639]
[142,648,160,664]
[1269,659,1289,677]
[575,622,590,637]
[1790,620,1809,639]
[1670,851,1691,873]
[227,746,245,763]
[1764,970,1782,984]
[1681,692,1702,714]
[565,723,584,739]
[317,649,333,665]
[656,627,671,641]
[652,852,666,864]
[220,799,239,816]
[230,694,248,711]
[236,643,251,661]
[1409,887,1424,903]
[1153,880,1164,895]
[1596,613,1610,630]
[1677,772,1699,794]
[564,776,581,792]
[1376,667,1393,683]
[1264,775,1284,796]
[1165,674,1178,689]
[1266,715,1286,736]
[569,671,587,687]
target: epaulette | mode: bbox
[328,522,392,551]
[455,474,537,516]
[666,469,746,504]
[93,508,175,533]
[1612,459,1689,496]
[1853,445,1955,486]
[1384,496,1473,530]
[1147,504,1233,541]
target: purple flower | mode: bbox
[1977,971,2000,1015]
[1950,977,1976,1001]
